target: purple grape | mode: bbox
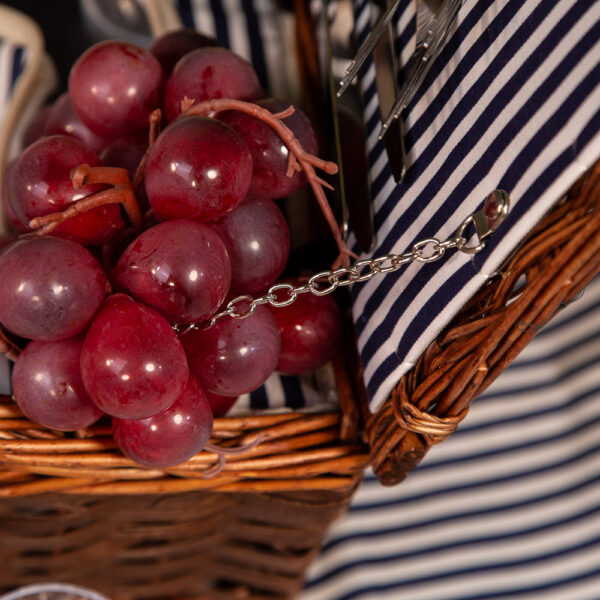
[181,304,280,396]
[100,137,146,177]
[113,219,231,323]
[1,159,28,233]
[12,336,104,431]
[9,135,124,246]
[205,390,238,417]
[80,294,189,419]
[113,374,213,468]
[211,197,289,294]
[23,104,52,147]
[164,47,262,121]
[149,28,219,75]
[0,236,108,341]
[69,41,165,140]
[44,93,109,154]
[267,282,343,375]
[223,98,318,199]
[144,116,252,221]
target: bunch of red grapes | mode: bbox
[0,31,343,469]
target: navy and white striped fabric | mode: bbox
[302,272,600,599]
[349,0,600,410]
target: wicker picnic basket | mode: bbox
[0,161,596,600]
[1,3,600,598]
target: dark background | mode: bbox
[1,0,89,94]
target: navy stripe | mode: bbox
[177,0,195,29]
[360,0,590,309]
[249,384,269,409]
[281,375,305,409]
[332,470,600,548]
[490,330,600,371]
[309,499,600,586]
[518,296,600,342]
[241,0,270,90]
[210,0,231,48]
[454,568,600,600]
[10,46,24,91]
[314,537,600,600]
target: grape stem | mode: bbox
[0,328,20,362]
[180,97,357,268]
[202,434,266,478]
[28,165,144,235]
[132,108,162,191]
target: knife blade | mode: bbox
[372,0,407,183]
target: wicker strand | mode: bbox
[391,387,469,445]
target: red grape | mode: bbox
[44,92,109,155]
[149,28,219,75]
[164,47,262,121]
[9,135,124,245]
[0,236,108,341]
[1,160,28,233]
[100,137,146,177]
[267,283,343,375]
[12,336,104,431]
[23,104,52,147]
[113,219,231,323]
[223,98,318,199]
[69,41,165,140]
[80,294,189,419]
[211,196,289,294]
[205,390,238,417]
[144,116,252,221]
[181,304,280,396]
[113,374,213,468]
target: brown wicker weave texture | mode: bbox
[0,405,366,599]
[366,161,600,486]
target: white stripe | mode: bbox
[253,0,291,98]
[190,0,217,37]
[0,41,12,111]
[221,0,252,62]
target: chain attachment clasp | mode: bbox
[455,190,510,254]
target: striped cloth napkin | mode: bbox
[349,0,600,410]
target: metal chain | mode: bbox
[172,191,510,334]
[174,233,471,335]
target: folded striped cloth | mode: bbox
[349,0,600,410]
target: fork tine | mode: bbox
[337,0,401,97]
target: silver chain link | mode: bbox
[174,233,469,335]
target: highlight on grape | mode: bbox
[0,33,345,470]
